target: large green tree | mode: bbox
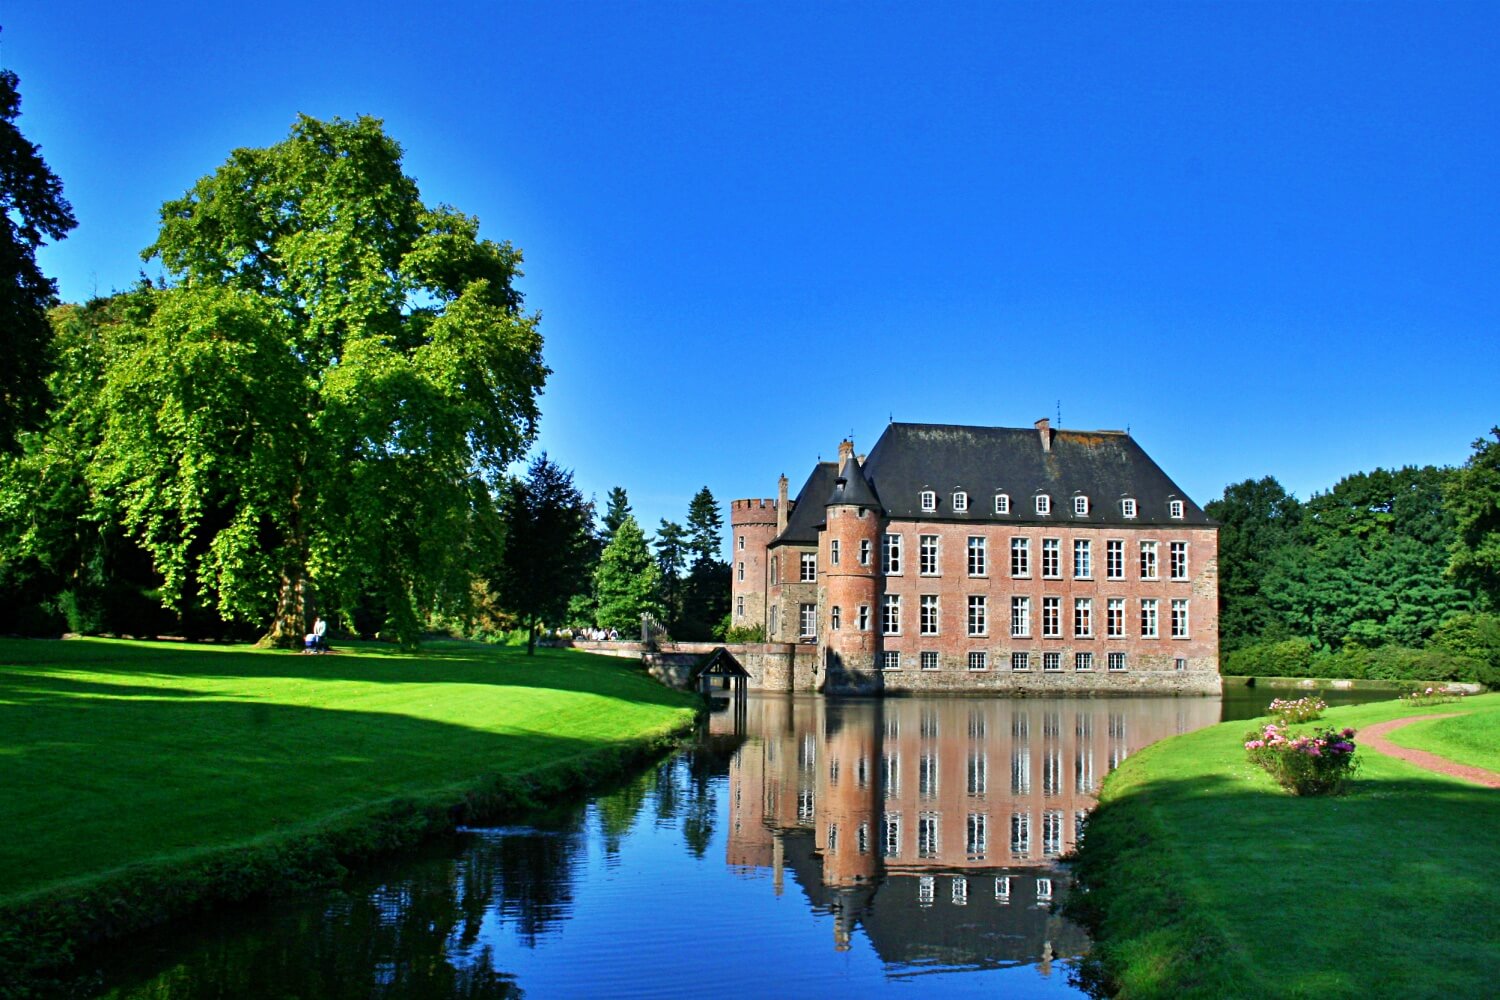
[0,68,76,451]
[599,486,632,550]
[1446,428,1500,608]
[592,514,661,635]
[491,454,593,655]
[1205,476,1304,650]
[685,486,724,565]
[91,115,546,645]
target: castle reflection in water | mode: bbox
[709,693,1220,973]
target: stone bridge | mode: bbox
[568,639,817,692]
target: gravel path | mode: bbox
[1360,713,1500,789]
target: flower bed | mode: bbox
[1399,686,1467,708]
[1267,696,1327,725]
[1245,723,1360,795]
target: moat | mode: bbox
[83,688,1391,999]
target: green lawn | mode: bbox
[1070,692,1500,1000]
[0,637,697,905]
[1386,698,1500,773]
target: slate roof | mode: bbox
[825,454,881,508]
[771,461,838,546]
[861,423,1212,526]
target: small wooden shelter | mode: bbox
[691,647,749,704]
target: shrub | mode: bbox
[1244,723,1360,795]
[723,623,765,643]
[1223,637,1316,677]
[1267,696,1326,724]
[1398,685,1468,708]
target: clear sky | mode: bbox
[6,2,1497,543]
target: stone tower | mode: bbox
[820,440,882,693]
[729,494,780,634]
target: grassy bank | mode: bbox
[1067,692,1500,999]
[0,638,698,990]
[1220,674,1481,691]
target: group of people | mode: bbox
[578,626,619,642]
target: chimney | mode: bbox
[776,474,789,534]
[837,439,854,472]
[1035,417,1051,453]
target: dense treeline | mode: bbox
[1210,429,1500,684]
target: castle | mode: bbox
[729,420,1220,695]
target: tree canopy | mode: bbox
[1446,428,1500,608]
[492,454,593,654]
[89,115,546,645]
[0,68,76,451]
[592,514,661,634]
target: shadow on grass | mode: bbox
[1067,767,1500,999]
[0,637,690,708]
[0,672,686,903]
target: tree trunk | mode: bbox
[262,564,310,648]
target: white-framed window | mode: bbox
[883,533,902,574]
[995,876,1011,903]
[859,538,871,565]
[737,561,745,581]
[1011,537,1030,577]
[968,650,988,671]
[953,491,968,512]
[1011,811,1031,856]
[1044,809,1064,856]
[771,556,778,581]
[920,490,937,512]
[883,594,902,635]
[1172,599,1189,638]
[968,595,988,636]
[736,595,744,617]
[828,823,840,852]
[800,603,817,638]
[1107,598,1125,637]
[1074,539,1092,578]
[919,753,938,797]
[919,535,939,575]
[858,605,870,630]
[800,552,817,581]
[1140,540,1159,580]
[967,813,989,861]
[1011,651,1031,672]
[1170,499,1185,519]
[738,534,745,550]
[1073,495,1089,516]
[967,751,988,796]
[952,876,969,905]
[994,493,1010,514]
[1074,598,1093,638]
[967,536,987,576]
[1175,656,1187,671]
[921,650,939,671]
[918,813,939,859]
[857,821,869,853]
[1043,651,1061,672]
[919,594,940,635]
[883,753,901,797]
[1042,537,1061,578]
[1043,750,1062,796]
[917,874,933,905]
[1121,497,1138,519]
[830,605,841,630]
[830,539,840,565]
[1010,596,1030,638]
[1035,494,1052,515]
[1075,651,1093,671]
[1108,651,1128,672]
[1170,541,1188,580]
[1140,599,1159,639]
[881,650,901,671]
[1106,539,1124,579]
[1042,597,1061,638]
[881,811,901,857]
[1037,876,1054,901]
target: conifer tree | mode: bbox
[593,514,662,634]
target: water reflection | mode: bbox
[91,693,1230,999]
[714,695,1219,972]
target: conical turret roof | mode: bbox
[826,454,880,509]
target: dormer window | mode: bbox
[1169,499,1185,519]
[995,493,1010,514]
[1073,496,1089,516]
[920,490,937,512]
[952,491,969,512]
[1121,498,1137,519]
[1035,494,1052,516]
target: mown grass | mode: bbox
[0,637,697,905]
[1067,692,1500,1000]
[1386,698,1500,773]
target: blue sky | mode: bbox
[6,3,1498,541]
